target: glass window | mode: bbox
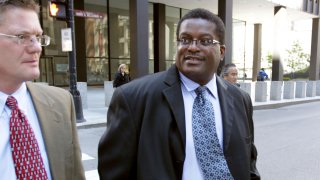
[233,19,249,80]
[39,0,69,86]
[84,0,108,85]
[165,6,180,70]
[148,3,154,74]
[181,9,190,17]
[109,0,130,80]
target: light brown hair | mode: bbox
[0,0,40,25]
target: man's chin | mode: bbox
[182,71,212,84]
[25,71,40,81]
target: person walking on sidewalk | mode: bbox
[0,1,85,179]
[98,8,260,180]
[113,64,130,88]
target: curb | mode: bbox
[253,98,320,110]
[74,96,320,129]
[77,122,106,129]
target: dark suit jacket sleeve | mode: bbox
[242,91,260,180]
[98,87,138,179]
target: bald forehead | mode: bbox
[227,67,238,74]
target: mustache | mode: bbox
[184,54,205,60]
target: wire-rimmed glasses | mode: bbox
[0,33,51,46]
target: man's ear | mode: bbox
[220,45,226,61]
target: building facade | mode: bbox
[36,0,320,86]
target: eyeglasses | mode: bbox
[177,38,220,47]
[0,33,51,46]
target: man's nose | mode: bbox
[26,40,42,53]
[188,40,200,51]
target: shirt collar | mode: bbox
[179,72,218,99]
[0,82,28,111]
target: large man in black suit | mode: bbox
[98,8,260,180]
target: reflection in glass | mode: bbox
[85,0,108,85]
[165,6,180,70]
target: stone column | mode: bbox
[295,81,306,98]
[153,3,166,72]
[283,81,295,99]
[309,18,320,80]
[239,82,252,97]
[252,24,262,82]
[77,82,88,109]
[218,0,233,65]
[272,6,287,81]
[306,81,316,97]
[255,82,268,102]
[104,81,115,107]
[317,80,320,96]
[129,0,149,79]
[270,81,283,100]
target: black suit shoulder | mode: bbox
[120,71,168,93]
[219,78,252,105]
[218,78,253,125]
[111,71,170,122]
[100,66,187,179]
[219,79,260,179]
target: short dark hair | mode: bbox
[176,8,225,44]
[221,63,237,78]
[0,0,39,24]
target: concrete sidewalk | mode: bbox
[77,86,107,129]
[77,86,320,129]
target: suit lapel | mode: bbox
[162,66,186,146]
[26,82,65,179]
[216,78,235,151]
[160,68,235,150]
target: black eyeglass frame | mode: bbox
[177,38,221,47]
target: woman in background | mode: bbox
[113,64,130,88]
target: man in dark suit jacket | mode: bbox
[98,8,260,180]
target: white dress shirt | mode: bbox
[180,73,223,180]
[0,82,52,180]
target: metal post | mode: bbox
[67,0,85,123]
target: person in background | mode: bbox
[98,8,259,180]
[257,68,268,81]
[221,63,240,87]
[113,64,130,88]
[0,0,85,179]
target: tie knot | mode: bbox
[195,86,207,96]
[6,96,18,109]
[195,86,208,105]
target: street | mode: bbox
[78,127,105,180]
[254,101,320,180]
[79,101,320,180]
